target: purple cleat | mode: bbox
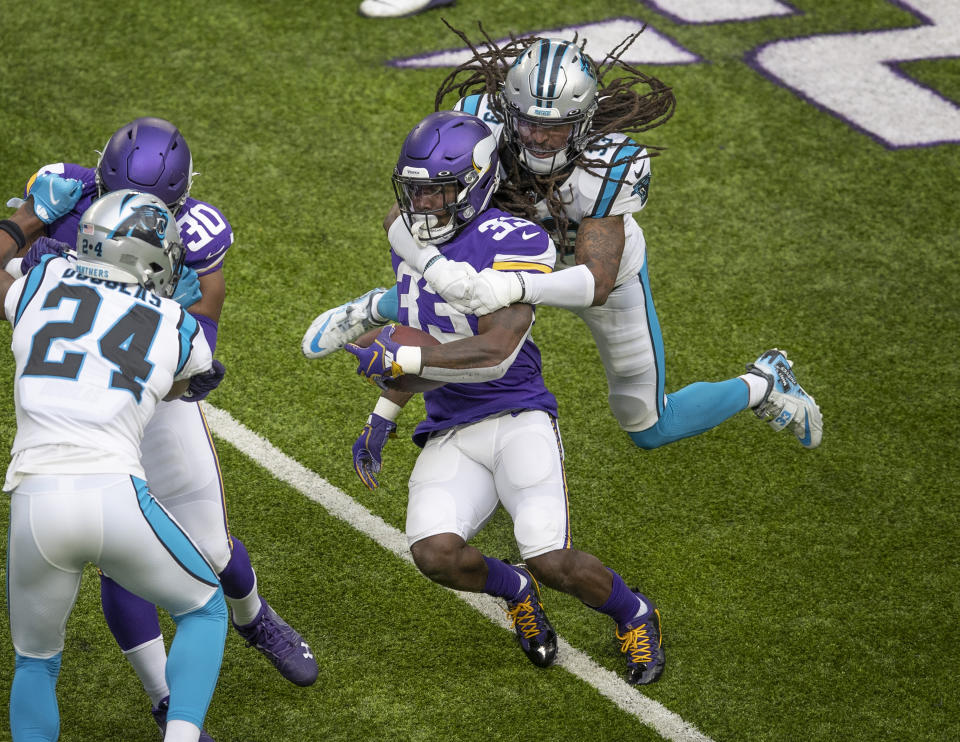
[615,591,664,685]
[233,597,318,687]
[505,565,558,668]
[151,696,216,741]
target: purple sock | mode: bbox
[218,537,257,600]
[482,557,523,600]
[595,570,648,628]
[100,574,162,651]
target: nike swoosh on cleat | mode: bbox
[800,415,813,447]
[308,316,333,353]
[521,231,538,240]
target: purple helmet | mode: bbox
[392,111,499,245]
[95,117,194,215]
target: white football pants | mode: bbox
[8,473,220,658]
[141,399,232,573]
[406,410,572,560]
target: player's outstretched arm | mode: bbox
[386,212,479,310]
[468,215,627,314]
[353,388,413,490]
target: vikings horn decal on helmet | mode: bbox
[75,189,185,297]
[392,110,500,245]
[500,38,599,175]
[95,117,194,214]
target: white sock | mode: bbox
[164,719,201,742]
[227,580,262,626]
[370,293,386,323]
[123,637,169,707]
[739,373,771,408]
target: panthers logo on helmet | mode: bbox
[108,201,169,248]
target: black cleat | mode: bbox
[615,592,664,685]
[505,564,558,668]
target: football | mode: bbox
[353,324,444,393]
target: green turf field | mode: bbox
[1,1,958,740]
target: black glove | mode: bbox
[181,360,226,402]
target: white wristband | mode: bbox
[521,263,596,309]
[373,396,403,421]
[4,257,24,280]
[395,346,423,376]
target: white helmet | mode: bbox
[75,189,184,297]
[500,38,599,174]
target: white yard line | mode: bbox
[202,402,715,742]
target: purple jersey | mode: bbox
[26,163,233,276]
[391,208,559,446]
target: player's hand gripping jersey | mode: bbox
[392,207,559,445]
[24,163,233,277]
[456,93,650,282]
[3,254,212,489]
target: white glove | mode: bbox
[423,257,479,312]
[387,217,439,273]
[469,268,525,316]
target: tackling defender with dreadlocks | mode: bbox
[303,28,823,451]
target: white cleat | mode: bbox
[747,348,823,449]
[358,0,455,18]
[302,288,388,359]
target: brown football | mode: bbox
[354,324,445,393]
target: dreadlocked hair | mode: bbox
[434,21,676,255]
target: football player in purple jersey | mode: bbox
[346,111,664,685]
[304,31,823,452]
[1,117,317,735]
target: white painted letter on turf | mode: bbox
[639,0,796,24]
[389,19,700,68]
[747,0,960,148]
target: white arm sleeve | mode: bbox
[387,217,440,274]
[395,322,532,383]
[520,263,595,309]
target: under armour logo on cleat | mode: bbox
[301,642,314,660]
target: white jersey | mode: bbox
[3,255,212,489]
[456,93,650,285]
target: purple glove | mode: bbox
[22,236,70,272]
[352,413,397,489]
[345,325,403,385]
[181,360,226,402]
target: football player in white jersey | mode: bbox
[2,118,317,738]
[304,32,823,452]
[0,190,225,742]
